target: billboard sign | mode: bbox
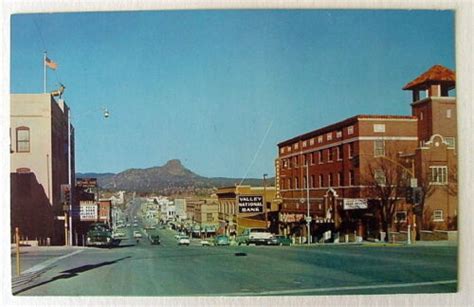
[343,198,368,210]
[76,178,97,189]
[80,201,98,221]
[238,195,263,213]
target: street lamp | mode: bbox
[67,105,110,246]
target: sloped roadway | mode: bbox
[13,225,457,296]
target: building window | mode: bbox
[280,147,285,154]
[336,131,342,138]
[311,152,315,165]
[283,159,289,169]
[374,140,385,157]
[206,213,213,222]
[288,178,292,189]
[16,127,30,153]
[294,143,299,150]
[303,140,307,147]
[445,137,455,148]
[446,109,452,118]
[430,166,448,185]
[338,172,343,186]
[374,169,386,185]
[318,136,323,143]
[311,175,315,188]
[328,174,333,187]
[294,156,299,167]
[287,146,291,152]
[303,176,307,189]
[420,112,424,121]
[310,138,315,146]
[349,170,355,186]
[328,148,333,162]
[395,211,407,223]
[433,210,444,222]
[348,125,354,135]
[373,124,386,133]
[318,151,323,164]
[348,142,354,158]
[303,154,309,166]
[295,177,299,189]
[327,132,333,141]
[337,145,343,160]
[319,174,324,187]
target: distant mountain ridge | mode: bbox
[76,159,273,194]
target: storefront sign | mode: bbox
[343,198,368,210]
[238,195,263,213]
[80,201,98,221]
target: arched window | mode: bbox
[16,126,30,153]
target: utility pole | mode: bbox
[306,162,311,245]
[68,109,73,246]
[15,227,20,276]
[263,173,268,228]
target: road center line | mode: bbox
[22,249,84,274]
[224,280,457,296]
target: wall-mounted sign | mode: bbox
[80,201,97,221]
[343,198,368,210]
[238,195,263,213]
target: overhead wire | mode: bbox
[238,119,274,186]
[32,16,62,89]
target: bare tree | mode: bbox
[361,153,409,241]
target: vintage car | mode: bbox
[86,223,121,247]
[266,235,292,246]
[213,235,230,246]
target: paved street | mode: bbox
[11,226,457,296]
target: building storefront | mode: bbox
[216,185,277,236]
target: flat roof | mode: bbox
[277,114,416,147]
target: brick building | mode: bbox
[275,65,457,241]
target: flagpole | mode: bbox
[43,52,47,93]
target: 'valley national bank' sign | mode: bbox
[238,195,263,213]
[343,198,368,210]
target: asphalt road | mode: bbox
[12,226,457,296]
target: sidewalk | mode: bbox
[289,240,457,247]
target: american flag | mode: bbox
[44,56,58,70]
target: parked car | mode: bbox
[177,235,190,246]
[236,228,273,245]
[214,235,230,246]
[267,235,292,246]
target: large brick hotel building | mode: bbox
[275,65,457,241]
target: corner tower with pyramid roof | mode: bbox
[403,64,456,144]
[403,65,457,232]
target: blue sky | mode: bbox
[10,10,455,178]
